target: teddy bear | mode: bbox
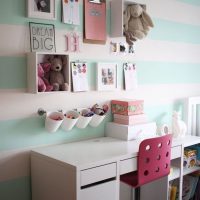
[123,4,154,45]
[37,63,53,92]
[44,55,69,91]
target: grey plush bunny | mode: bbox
[123,4,154,45]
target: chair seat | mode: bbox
[120,171,138,188]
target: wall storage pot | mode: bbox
[61,110,80,131]
[45,111,64,133]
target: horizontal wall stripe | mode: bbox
[0,83,198,121]
[0,114,109,151]
[147,0,200,26]
[177,0,200,6]
[149,18,200,44]
[1,55,200,89]
[1,0,200,27]
[0,0,112,32]
[1,24,200,62]
[137,61,200,84]
[0,176,31,200]
[0,97,193,151]
[0,56,27,89]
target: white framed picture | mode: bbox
[96,63,117,91]
[27,0,56,20]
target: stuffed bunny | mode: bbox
[123,4,154,45]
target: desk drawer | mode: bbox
[120,157,137,175]
[171,145,182,159]
[80,163,116,187]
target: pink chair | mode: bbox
[120,134,172,199]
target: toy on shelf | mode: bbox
[123,4,154,45]
[183,148,197,168]
[172,111,187,138]
[37,63,53,92]
[44,55,69,91]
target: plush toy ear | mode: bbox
[123,5,131,31]
[141,10,154,28]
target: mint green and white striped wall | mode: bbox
[0,0,200,200]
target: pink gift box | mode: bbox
[111,99,144,115]
[113,113,147,125]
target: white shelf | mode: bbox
[27,52,70,94]
[183,165,200,176]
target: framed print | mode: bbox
[29,22,56,52]
[27,0,56,20]
[97,63,117,91]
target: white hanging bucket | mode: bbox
[45,111,64,133]
[76,115,93,129]
[61,110,79,131]
[89,114,106,127]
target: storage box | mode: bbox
[113,113,147,125]
[105,122,157,141]
[111,99,144,115]
[183,149,197,168]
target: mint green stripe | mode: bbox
[149,18,200,44]
[0,177,31,200]
[1,0,200,44]
[0,103,185,151]
[0,57,26,89]
[1,56,200,89]
[0,0,82,31]
[0,114,111,151]
[177,0,200,6]
[137,61,200,85]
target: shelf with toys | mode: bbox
[27,52,70,93]
[110,0,154,45]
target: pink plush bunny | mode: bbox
[37,63,53,92]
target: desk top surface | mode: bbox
[31,135,200,169]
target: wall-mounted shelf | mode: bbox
[27,52,70,94]
[110,0,146,37]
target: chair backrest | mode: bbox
[137,134,172,186]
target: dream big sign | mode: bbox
[29,22,56,52]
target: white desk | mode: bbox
[31,135,200,200]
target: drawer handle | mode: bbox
[81,177,116,190]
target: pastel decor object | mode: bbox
[45,112,64,133]
[61,110,79,131]
[172,111,187,138]
[113,113,147,125]
[111,99,144,115]
[89,114,106,127]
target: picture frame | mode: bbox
[27,0,56,20]
[29,22,56,52]
[96,63,118,91]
